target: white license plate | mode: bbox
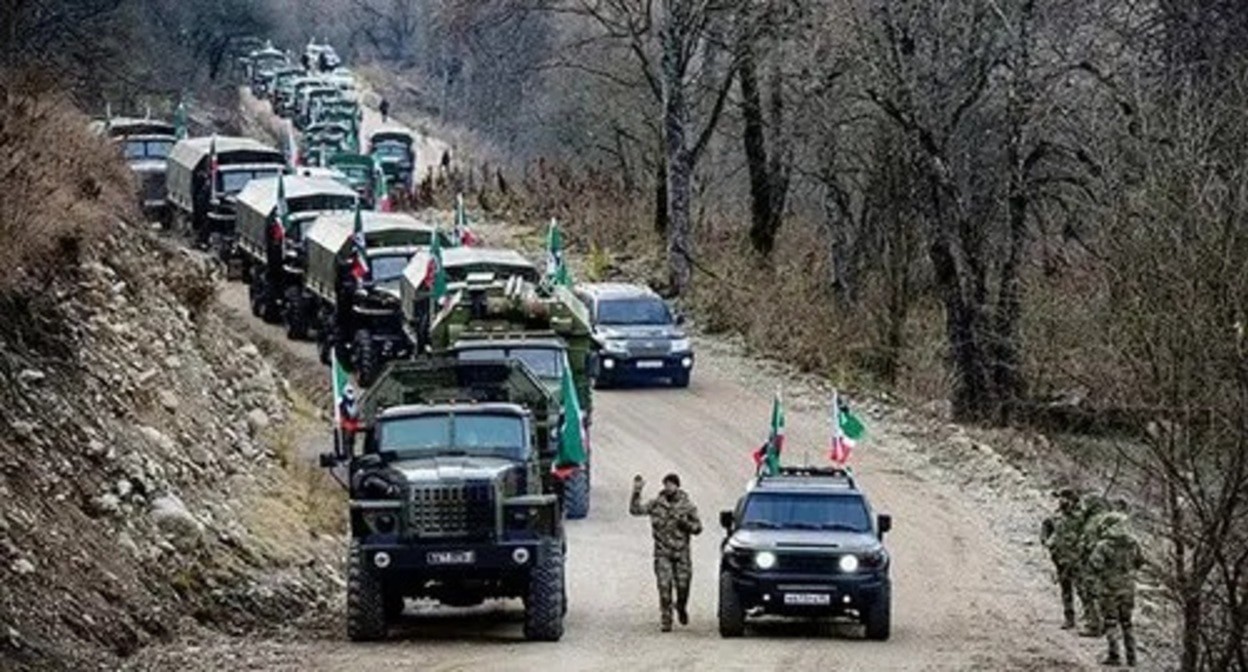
[635,360,664,369]
[427,551,475,565]
[783,592,831,606]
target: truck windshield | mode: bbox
[456,347,564,380]
[597,298,672,326]
[741,493,872,532]
[372,141,410,159]
[378,413,526,460]
[368,254,411,283]
[289,194,357,214]
[124,139,173,161]
[219,168,281,194]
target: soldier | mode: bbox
[630,473,702,632]
[1076,494,1111,636]
[1089,512,1143,666]
[1040,487,1082,629]
[379,98,390,123]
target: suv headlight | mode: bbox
[603,339,628,354]
[839,554,860,573]
[670,338,691,352]
[755,551,777,570]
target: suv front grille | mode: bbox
[626,341,669,358]
[778,553,841,573]
[406,482,494,538]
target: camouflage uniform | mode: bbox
[1088,513,1143,666]
[1040,489,1082,628]
[630,483,702,631]
[1076,495,1111,636]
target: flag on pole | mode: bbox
[829,390,866,465]
[553,352,588,478]
[451,193,482,246]
[104,101,112,132]
[545,218,570,286]
[208,135,219,200]
[373,159,391,212]
[422,222,447,305]
[349,203,371,282]
[286,120,299,167]
[331,348,360,433]
[173,100,188,140]
[752,390,785,475]
[270,173,290,243]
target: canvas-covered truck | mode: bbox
[303,212,452,384]
[166,136,284,266]
[234,175,359,330]
[327,154,380,208]
[368,128,416,193]
[319,358,567,642]
[425,276,596,519]
[92,118,178,222]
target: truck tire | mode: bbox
[718,571,745,638]
[248,275,264,318]
[864,584,891,641]
[284,287,309,341]
[346,540,388,642]
[318,335,331,366]
[523,540,565,641]
[354,330,379,387]
[564,467,590,520]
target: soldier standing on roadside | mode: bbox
[1089,512,1143,666]
[1076,495,1110,636]
[379,98,390,123]
[1041,487,1083,629]
[630,473,702,632]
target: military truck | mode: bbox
[400,246,541,340]
[94,118,178,222]
[368,128,416,192]
[327,154,380,208]
[320,358,567,642]
[234,175,359,330]
[297,85,342,130]
[166,136,285,263]
[303,212,451,384]
[423,276,596,519]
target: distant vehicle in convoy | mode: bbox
[320,358,567,642]
[92,117,178,222]
[246,41,289,94]
[326,154,381,208]
[257,64,303,101]
[165,136,285,266]
[302,211,450,384]
[368,128,417,193]
[298,85,344,130]
[573,283,694,388]
[423,276,596,519]
[234,175,359,328]
[717,466,892,640]
[304,40,341,72]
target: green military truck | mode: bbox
[424,276,596,519]
[92,117,178,222]
[166,136,284,264]
[368,128,416,192]
[320,358,567,642]
[234,175,359,331]
[303,212,451,385]
[326,154,380,208]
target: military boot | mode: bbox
[1101,633,1122,666]
[1062,608,1076,630]
[1123,628,1137,667]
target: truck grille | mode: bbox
[406,482,494,538]
[140,171,166,203]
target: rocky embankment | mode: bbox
[0,222,341,670]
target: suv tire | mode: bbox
[564,467,590,520]
[523,539,565,641]
[864,584,891,641]
[671,371,691,388]
[346,540,388,641]
[718,571,745,637]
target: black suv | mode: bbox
[573,282,694,388]
[717,466,892,639]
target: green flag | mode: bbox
[752,390,785,475]
[555,353,587,468]
[331,348,359,432]
[174,100,188,140]
[424,223,447,304]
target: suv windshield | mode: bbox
[455,347,564,380]
[741,493,872,532]
[377,413,526,461]
[597,297,671,326]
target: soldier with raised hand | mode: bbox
[630,473,702,632]
[1076,494,1111,636]
[1040,487,1083,629]
[1089,512,1144,667]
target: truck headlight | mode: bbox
[670,338,691,352]
[603,339,627,354]
[839,554,860,573]
[755,551,777,570]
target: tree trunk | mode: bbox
[654,160,668,236]
[740,40,774,257]
[661,1,693,295]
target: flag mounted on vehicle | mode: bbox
[372,159,391,212]
[270,173,290,242]
[285,121,299,167]
[545,218,570,286]
[208,134,219,199]
[422,222,448,305]
[752,390,785,475]
[829,389,865,465]
[349,203,371,282]
[553,352,588,478]
[174,100,188,140]
[452,193,482,246]
[331,348,360,433]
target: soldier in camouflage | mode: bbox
[630,473,702,632]
[1088,512,1143,666]
[1076,495,1111,636]
[1040,487,1083,629]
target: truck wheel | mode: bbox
[718,571,745,638]
[346,540,388,641]
[354,330,379,387]
[523,540,565,642]
[284,288,309,341]
[248,275,265,318]
[564,467,590,520]
[318,336,331,366]
[864,584,891,641]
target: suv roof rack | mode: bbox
[751,465,858,490]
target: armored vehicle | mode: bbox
[573,282,695,388]
[717,466,892,639]
[166,136,285,263]
[424,276,596,519]
[303,212,451,384]
[368,128,416,191]
[327,154,380,208]
[234,175,359,329]
[320,358,567,642]
[401,246,541,334]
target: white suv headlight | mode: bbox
[839,554,860,573]
[670,338,691,352]
[755,551,777,570]
[603,339,628,354]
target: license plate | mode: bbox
[427,551,475,565]
[635,360,663,369]
[783,593,831,606]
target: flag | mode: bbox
[208,135,219,200]
[286,121,299,167]
[422,222,447,305]
[372,159,391,212]
[349,203,371,282]
[104,101,112,132]
[331,348,360,432]
[270,173,290,242]
[553,352,588,477]
[752,390,785,475]
[452,193,482,246]
[545,218,570,286]
[829,389,865,465]
[173,100,187,140]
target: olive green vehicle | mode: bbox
[423,275,596,519]
[327,154,380,208]
[319,358,567,642]
[302,212,452,385]
[234,175,359,330]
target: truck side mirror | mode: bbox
[877,514,892,537]
[318,452,339,468]
[720,510,734,531]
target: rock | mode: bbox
[17,369,46,384]
[92,493,121,516]
[116,531,140,557]
[5,626,19,647]
[240,344,260,358]
[164,355,182,370]
[11,558,35,575]
[150,495,204,548]
[138,426,176,453]
[11,421,36,441]
[158,390,180,413]
[246,409,270,435]
[116,479,133,498]
[136,368,158,385]
[86,439,107,458]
